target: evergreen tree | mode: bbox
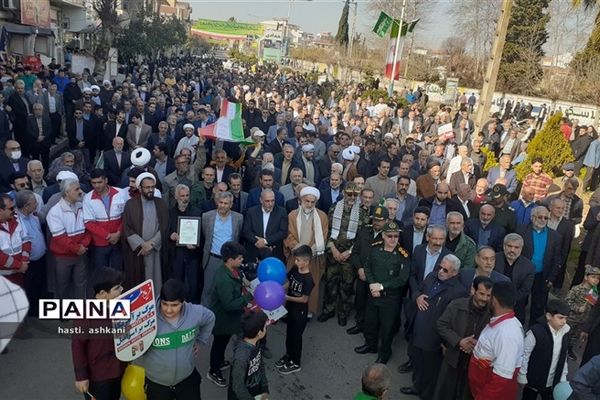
[336,0,350,49]
[514,112,574,181]
[497,0,550,93]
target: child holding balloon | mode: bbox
[276,245,315,374]
[207,241,254,388]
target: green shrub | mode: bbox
[361,89,389,102]
[481,146,498,172]
[514,112,574,181]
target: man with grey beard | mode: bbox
[169,184,202,302]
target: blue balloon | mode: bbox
[257,257,287,284]
[553,382,573,400]
[254,281,286,311]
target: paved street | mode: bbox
[1,316,413,399]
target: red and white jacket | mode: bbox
[82,186,126,247]
[0,217,31,276]
[47,198,92,258]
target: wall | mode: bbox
[288,58,600,127]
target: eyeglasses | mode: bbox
[344,192,358,197]
[440,267,450,273]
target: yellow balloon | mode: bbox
[121,364,146,400]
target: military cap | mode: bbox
[344,182,361,194]
[585,265,600,276]
[490,184,508,199]
[372,205,389,220]
[382,221,401,233]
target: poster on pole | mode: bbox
[113,280,157,362]
[437,123,454,140]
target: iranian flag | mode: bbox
[384,19,419,80]
[198,98,252,143]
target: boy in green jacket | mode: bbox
[207,241,253,387]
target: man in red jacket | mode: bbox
[468,281,524,399]
[83,169,126,271]
[0,193,31,287]
[72,267,126,400]
[47,178,92,299]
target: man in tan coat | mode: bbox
[284,186,329,315]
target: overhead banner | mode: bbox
[192,18,263,41]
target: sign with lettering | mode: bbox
[113,280,157,362]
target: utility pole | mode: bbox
[387,0,407,96]
[402,0,417,78]
[474,0,512,133]
[348,0,358,56]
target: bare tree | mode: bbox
[92,0,121,77]
[546,0,594,66]
[449,0,500,78]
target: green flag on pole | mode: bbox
[390,18,420,38]
[373,11,393,38]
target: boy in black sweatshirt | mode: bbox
[228,310,270,400]
[275,244,314,374]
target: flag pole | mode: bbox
[387,0,407,96]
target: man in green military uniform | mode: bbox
[347,205,390,335]
[489,184,516,233]
[354,221,410,364]
[319,182,369,326]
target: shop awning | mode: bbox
[2,22,54,37]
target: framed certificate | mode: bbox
[177,216,200,246]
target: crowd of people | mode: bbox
[1,53,600,400]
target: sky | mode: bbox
[187,0,453,48]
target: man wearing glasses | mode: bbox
[0,193,32,288]
[400,254,466,398]
[319,182,368,326]
[354,221,410,365]
[516,205,562,324]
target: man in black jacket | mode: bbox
[400,206,429,255]
[494,233,536,324]
[409,225,451,294]
[516,206,562,325]
[103,137,131,187]
[25,103,53,168]
[241,189,288,262]
[400,254,467,398]
[0,140,30,193]
[464,204,506,251]
[168,184,202,303]
[6,80,32,155]
[572,205,600,288]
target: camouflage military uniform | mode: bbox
[566,283,595,349]
[321,196,368,323]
